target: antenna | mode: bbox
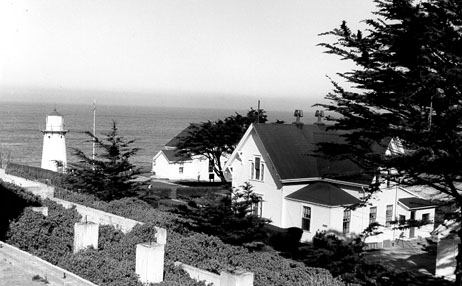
[92,100,96,160]
[257,100,261,123]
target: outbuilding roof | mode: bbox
[398,197,435,210]
[165,124,199,148]
[286,182,361,206]
[161,149,191,162]
[252,123,373,184]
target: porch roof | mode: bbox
[398,197,436,210]
[285,182,361,207]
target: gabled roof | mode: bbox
[286,182,361,206]
[160,149,191,162]
[165,124,199,149]
[251,123,372,184]
[398,197,435,210]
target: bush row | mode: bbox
[5,162,67,187]
[5,197,206,286]
[139,185,228,202]
[53,188,346,285]
[0,180,42,240]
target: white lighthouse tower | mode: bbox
[41,109,68,172]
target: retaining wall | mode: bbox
[175,262,221,286]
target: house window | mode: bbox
[399,215,406,225]
[208,160,213,173]
[343,209,351,234]
[179,165,184,174]
[251,198,263,217]
[302,206,311,231]
[385,205,393,227]
[369,207,377,225]
[251,156,264,181]
[422,213,430,224]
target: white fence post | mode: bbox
[73,222,99,253]
[136,242,165,284]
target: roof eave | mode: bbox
[281,177,369,188]
[397,201,437,211]
[285,197,354,208]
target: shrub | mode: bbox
[264,225,303,252]
[5,162,67,187]
[165,231,345,286]
[6,199,80,265]
[14,185,346,285]
[0,180,41,239]
[176,186,228,200]
[6,200,205,286]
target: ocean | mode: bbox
[0,101,307,171]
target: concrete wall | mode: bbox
[0,168,167,240]
[1,241,98,286]
[53,197,141,233]
[175,262,221,286]
[175,262,254,286]
[0,169,256,285]
[0,169,55,198]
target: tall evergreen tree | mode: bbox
[317,0,462,282]
[66,121,141,201]
[176,108,267,182]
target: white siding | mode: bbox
[285,199,371,242]
[152,152,221,182]
[228,132,283,225]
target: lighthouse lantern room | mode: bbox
[41,109,68,172]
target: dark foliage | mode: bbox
[165,231,345,286]
[0,180,41,240]
[175,182,271,245]
[317,0,462,282]
[6,199,81,265]
[264,225,303,252]
[66,121,141,201]
[176,108,267,182]
[5,162,67,187]
[5,191,346,286]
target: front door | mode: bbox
[409,211,416,238]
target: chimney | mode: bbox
[314,110,325,125]
[292,109,304,128]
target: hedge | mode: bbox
[52,188,345,285]
[5,162,67,187]
[5,197,205,286]
[0,180,42,240]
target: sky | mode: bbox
[0,0,377,110]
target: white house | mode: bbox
[224,122,436,244]
[152,125,224,182]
